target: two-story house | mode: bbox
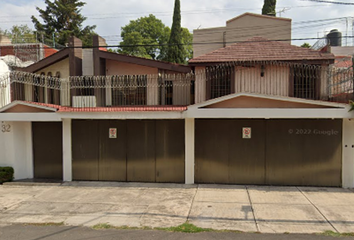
[0,34,353,188]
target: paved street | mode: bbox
[0,182,354,235]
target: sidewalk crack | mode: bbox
[297,187,339,233]
[186,185,198,222]
[246,186,260,232]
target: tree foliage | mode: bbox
[119,14,170,60]
[2,25,36,44]
[301,42,311,48]
[31,0,96,47]
[166,0,184,64]
[262,0,277,16]
[118,14,192,63]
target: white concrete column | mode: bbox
[24,122,34,179]
[195,67,206,104]
[147,75,159,105]
[342,118,354,188]
[185,118,195,184]
[1,121,33,180]
[62,118,72,181]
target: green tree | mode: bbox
[2,25,36,44]
[118,14,192,62]
[166,0,185,64]
[31,0,96,47]
[181,28,193,62]
[301,42,311,48]
[119,14,170,60]
[262,0,277,16]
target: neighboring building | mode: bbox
[0,34,58,64]
[0,43,58,64]
[193,12,291,58]
[0,34,11,45]
[0,55,36,108]
[0,35,354,189]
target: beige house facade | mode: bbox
[193,12,291,58]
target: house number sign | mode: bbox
[1,122,11,133]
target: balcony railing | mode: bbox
[1,61,352,110]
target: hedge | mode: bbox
[0,167,14,184]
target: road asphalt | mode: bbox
[0,181,353,235]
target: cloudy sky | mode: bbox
[0,0,353,46]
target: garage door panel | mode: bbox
[301,120,342,186]
[99,120,127,181]
[229,120,265,184]
[33,122,63,179]
[266,120,342,187]
[127,120,156,182]
[196,120,230,184]
[72,120,99,181]
[156,120,185,183]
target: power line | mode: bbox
[300,0,354,5]
[17,36,345,49]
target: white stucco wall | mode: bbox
[0,121,33,180]
[235,65,290,96]
[0,59,10,108]
[35,58,70,79]
[342,118,354,188]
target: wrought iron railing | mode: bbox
[1,60,352,110]
[328,64,354,103]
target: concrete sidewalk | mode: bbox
[0,182,353,234]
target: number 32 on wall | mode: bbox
[1,123,11,133]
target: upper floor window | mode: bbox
[206,65,234,100]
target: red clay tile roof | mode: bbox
[25,101,188,112]
[189,37,335,63]
[334,56,352,68]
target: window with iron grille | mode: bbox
[47,72,61,105]
[206,65,234,100]
[10,73,25,101]
[111,75,147,106]
[159,80,173,105]
[292,66,319,100]
[79,76,95,96]
[33,73,45,103]
[190,80,195,105]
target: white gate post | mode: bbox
[185,118,195,184]
[342,118,354,188]
[62,118,72,181]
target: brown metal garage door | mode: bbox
[266,120,342,187]
[72,120,184,183]
[32,122,63,179]
[195,119,342,187]
[195,119,266,184]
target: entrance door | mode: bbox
[32,122,63,179]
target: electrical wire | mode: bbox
[300,0,354,5]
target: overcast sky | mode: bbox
[0,0,353,46]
